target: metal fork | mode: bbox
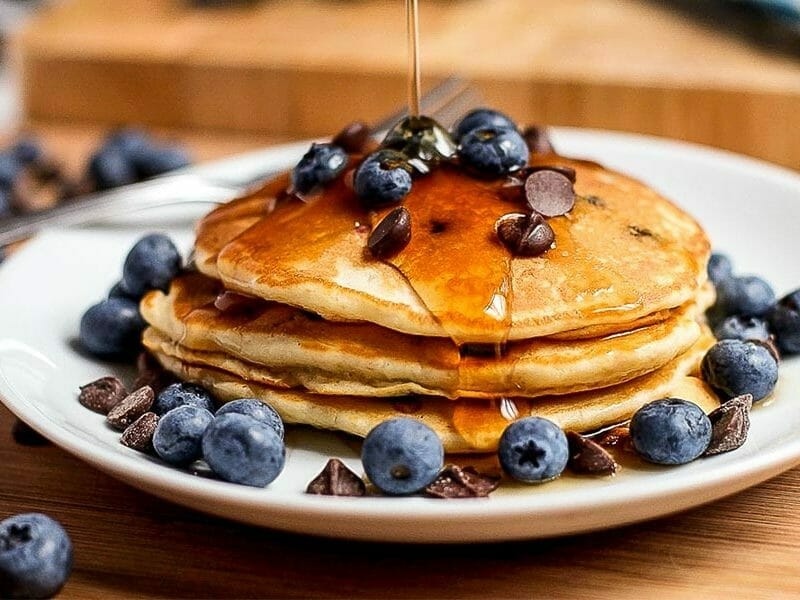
[0,77,480,247]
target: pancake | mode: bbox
[195,155,710,343]
[141,273,708,399]
[148,327,717,453]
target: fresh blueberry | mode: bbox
[452,108,517,141]
[0,188,11,217]
[215,399,284,440]
[132,145,192,179]
[0,153,21,189]
[108,280,139,301]
[290,143,349,196]
[707,253,734,286]
[769,289,800,354]
[713,315,771,343]
[106,128,151,157]
[712,275,776,319]
[88,147,136,190]
[701,339,779,402]
[353,150,413,208]
[79,298,145,357]
[629,398,712,465]
[457,127,528,178]
[361,417,444,495]
[0,513,72,599]
[154,382,215,416]
[153,405,214,465]
[202,413,285,487]
[121,233,182,296]
[11,138,42,166]
[498,417,568,483]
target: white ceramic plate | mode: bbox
[1,129,798,543]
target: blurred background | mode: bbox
[0,0,798,222]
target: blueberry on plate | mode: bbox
[11,138,42,166]
[153,405,214,465]
[457,126,529,178]
[361,417,444,495]
[353,150,413,208]
[498,417,568,483]
[121,233,182,297]
[769,289,800,355]
[290,143,349,196]
[707,253,734,286]
[0,513,72,599]
[87,146,137,190]
[629,398,712,465]
[106,128,152,157]
[701,339,779,402]
[215,398,284,440]
[202,413,285,487]
[452,108,517,141]
[79,297,145,357]
[133,145,192,179]
[713,315,771,343]
[154,382,215,416]
[0,188,11,217]
[712,275,776,319]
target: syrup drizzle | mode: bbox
[406,0,421,117]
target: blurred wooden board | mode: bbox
[15,0,800,168]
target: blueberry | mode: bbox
[215,399,284,440]
[712,275,776,319]
[154,382,215,416]
[707,253,734,286]
[0,513,72,599]
[452,108,517,141]
[202,413,285,487]
[713,315,771,343]
[290,143,349,196]
[108,280,139,301]
[353,150,413,208]
[361,417,444,495]
[0,188,11,217]
[121,233,182,296]
[11,138,42,166]
[769,289,800,354]
[629,399,712,465]
[498,417,568,483]
[106,128,151,157]
[0,153,21,189]
[79,298,145,357]
[701,339,779,402]
[88,147,136,190]
[153,405,214,465]
[132,146,192,179]
[457,127,528,178]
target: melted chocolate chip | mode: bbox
[12,420,50,447]
[566,431,618,475]
[306,458,366,497]
[332,121,372,154]
[368,207,412,259]
[705,394,752,456]
[107,386,154,431]
[78,376,128,415]
[521,126,555,155]
[518,165,576,183]
[120,412,159,453]
[425,465,500,499]
[495,212,555,257]
[524,170,575,217]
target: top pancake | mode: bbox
[195,155,710,343]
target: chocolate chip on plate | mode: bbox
[107,386,154,431]
[368,207,412,259]
[594,426,635,453]
[704,394,752,456]
[566,431,618,476]
[78,376,128,414]
[425,464,500,499]
[120,412,159,453]
[495,212,555,257]
[12,419,50,447]
[524,170,575,218]
[521,126,555,155]
[332,121,372,154]
[306,458,366,497]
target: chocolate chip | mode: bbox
[524,170,575,218]
[495,212,555,257]
[594,426,635,453]
[78,376,128,414]
[392,397,423,414]
[368,207,412,259]
[12,420,50,446]
[120,412,159,453]
[519,165,576,183]
[132,353,175,395]
[107,386,154,431]
[332,121,372,154]
[425,465,500,499]
[521,126,555,155]
[306,458,366,496]
[705,394,752,456]
[566,431,618,475]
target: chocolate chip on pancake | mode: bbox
[425,465,500,498]
[521,125,555,155]
[524,170,575,217]
[566,431,618,475]
[495,212,555,257]
[519,165,576,183]
[368,207,412,259]
[332,121,372,154]
[704,394,752,456]
[306,458,366,496]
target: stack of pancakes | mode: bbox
[141,154,716,453]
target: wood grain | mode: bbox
[2,398,800,599]
[15,0,800,168]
